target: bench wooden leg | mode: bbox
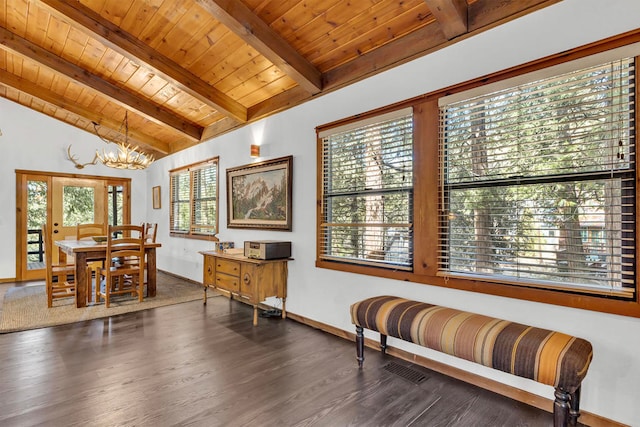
[554,388,570,427]
[380,334,387,354]
[356,326,364,368]
[569,386,581,425]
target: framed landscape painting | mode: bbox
[226,155,292,230]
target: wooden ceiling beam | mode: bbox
[195,0,323,94]
[323,0,562,92]
[248,86,310,122]
[423,0,468,40]
[185,117,242,152]
[0,25,202,142]
[0,72,170,156]
[196,0,561,142]
[467,0,561,31]
[324,24,447,93]
[36,0,248,123]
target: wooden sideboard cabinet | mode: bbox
[200,250,290,326]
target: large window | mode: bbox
[439,53,636,297]
[318,108,414,269]
[170,157,219,239]
[317,35,640,316]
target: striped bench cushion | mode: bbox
[350,295,592,392]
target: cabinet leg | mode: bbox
[253,306,258,326]
[203,286,207,305]
[281,298,287,319]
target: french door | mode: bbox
[16,171,130,281]
[50,177,106,265]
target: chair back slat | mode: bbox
[144,223,158,243]
[76,223,107,240]
[107,225,145,264]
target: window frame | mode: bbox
[315,31,640,318]
[317,108,415,270]
[169,157,219,241]
[438,53,636,298]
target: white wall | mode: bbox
[1,0,639,424]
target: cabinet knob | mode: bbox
[243,273,251,285]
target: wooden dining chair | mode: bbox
[76,223,107,302]
[42,224,76,307]
[122,222,156,258]
[144,222,158,243]
[96,224,145,308]
[123,223,157,290]
[76,223,107,241]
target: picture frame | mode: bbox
[152,186,161,209]
[227,155,292,230]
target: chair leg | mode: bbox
[380,334,387,354]
[138,275,144,302]
[95,272,101,304]
[356,326,364,368]
[86,266,93,303]
[47,282,53,308]
[554,388,570,427]
[569,386,581,425]
[105,284,110,308]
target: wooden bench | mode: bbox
[350,296,593,427]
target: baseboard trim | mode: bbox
[153,272,625,427]
[285,311,627,427]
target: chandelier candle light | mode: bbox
[94,112,154,170]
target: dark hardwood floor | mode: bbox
[0,286,559,426]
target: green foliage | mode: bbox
[63,186,95,226]
[27,180,47,230]
[443,59,634,287]
[322,115,413,265]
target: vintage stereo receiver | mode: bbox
[244,240,291,260]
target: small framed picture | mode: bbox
[152,186,161,209]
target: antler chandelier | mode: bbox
[94,112,154,170]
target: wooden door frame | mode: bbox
[15,170,131,282]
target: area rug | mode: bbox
[0,272,208,333]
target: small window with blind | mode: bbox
[318,108,414,269]
[169,157,219,239]
[439,49,636,298]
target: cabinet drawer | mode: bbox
[216,259,240,276]
[215,273,240,293]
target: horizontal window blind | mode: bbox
[439,56,636,296]
[170,157,219,238]
[170,170,190,233]
[320,108,414,269]
[192,162,218,236]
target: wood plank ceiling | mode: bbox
[0,0,560,159]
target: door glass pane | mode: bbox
[27,180,47,270]
[108,185,124,226]
[63,186,95,226]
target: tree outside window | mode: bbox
[170,157,219,239]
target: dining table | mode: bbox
[55,239,162,308]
